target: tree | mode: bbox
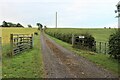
[36,23,43,30]
[1,21,24,28]
[108,29,120,60]
[104,27,106,29]
[40,24,43,29]
[44,25,47,29]
[37,23,40,30]
[7,22,16,27]
[109,27,111,29]
[44,25,47,31]
[28,25,32,28]
[16,23,24,28]
[2,21,8,27]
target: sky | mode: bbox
[0,0,119,28]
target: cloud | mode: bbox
[0,0,119,28]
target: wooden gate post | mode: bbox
[31,34,33,49]
[0,37,1,80]
[99,42,102,53]
[0,37,2,55]
[72,34,74,47]
[105,42,107,54]
[10,34,13,56]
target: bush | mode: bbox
[108,29,120,60]
[73,33,96,51]
[34,32,38,35]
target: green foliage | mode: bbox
[44,25,47,30]
[74,33,96,51]
[34,32,38,35]
[108,29,120,60]
[45,30,96,51]
[47,34,119,75]
[2,21,8,27]
[28,25,32,28]
[1,21,24,28]
[36,23,43,30]
[46,28,114,42]
[16,23,24,28]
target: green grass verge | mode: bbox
[2,33,44,78]
[47,34,119,75]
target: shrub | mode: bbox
[73,33,96,51]
[34,32,38,35]
[108,29,120,60]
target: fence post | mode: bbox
[105,42,107,54]
[0,37,2,55]
[0,37,1,51]
[94,41,96,52]
[99,42,101,53]
[31,34,33,49]
[0,37,1,80]
[10,34,13,56]
[72,34,74,47]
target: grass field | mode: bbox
[46,28,116,42]
[1,28,38,44]
[1,28,44,78]
[47,34,119,75]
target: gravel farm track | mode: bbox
[40,32,118,78]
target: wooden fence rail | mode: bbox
[10,34,33,56]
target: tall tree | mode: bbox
[36,23,43,30]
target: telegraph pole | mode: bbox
[55,12,57,28]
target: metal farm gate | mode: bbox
[10,34,33,55]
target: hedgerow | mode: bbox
[45,30,96,51]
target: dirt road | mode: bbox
[40,32,118,78]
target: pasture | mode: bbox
[46,28,116,42]
[2,28,44,78]
[2,28,38,44]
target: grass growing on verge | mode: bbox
[2,33,44,78]
[47,34,119,75]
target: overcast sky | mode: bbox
[0,0,119,28]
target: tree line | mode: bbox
[0,21,24,28]
[0,21,47,30]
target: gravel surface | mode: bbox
[40,32,118,78]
